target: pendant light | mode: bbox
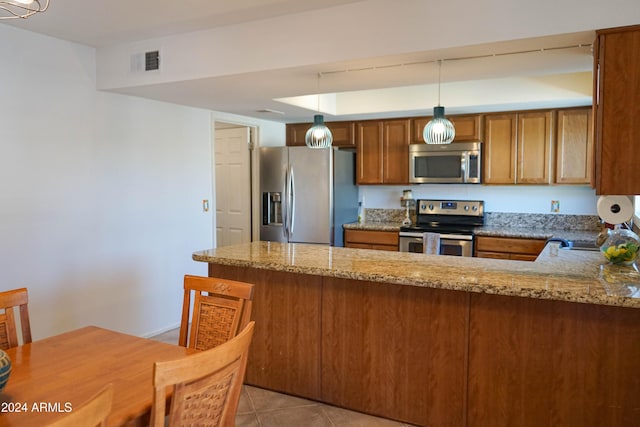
[305,73,333,149]
[0,0,49,19]
[423,60,455,144]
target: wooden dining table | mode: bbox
[0,325,198,426]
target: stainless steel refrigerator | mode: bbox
[259,146,358,246]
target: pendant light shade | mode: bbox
[423,106,455,144]
[423,60,455,144]
[305,73,333,149]
[0,0,49,19]
[305,114,333,149]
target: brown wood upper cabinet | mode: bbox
[555,107,593,184]
[286,121,355,148]
[593,25,640,195]
[356,119,410,185]
[483,111,553,184]
[410,114,482,143]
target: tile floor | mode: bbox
[150,328,417,427]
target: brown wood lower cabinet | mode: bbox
[468,293,640,427]
[344,229,399,251]
[208,264,322,400]
[207,264,640,427]
[475,235,546,261]
[322,278,467,426]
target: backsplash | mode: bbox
[364,208,601,231]
[484,212,601,230]
[365,208,408,223]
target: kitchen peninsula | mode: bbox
[193,242,640,427]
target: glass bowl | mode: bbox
[600,226,640,265]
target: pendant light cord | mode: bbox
[317,72,321,113]
[437,59,442,107]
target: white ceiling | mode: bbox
[2,0,598,123]
[2,0,366,47]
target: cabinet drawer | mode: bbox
[475,236,546,256]
[344,230,399,248]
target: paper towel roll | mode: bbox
[596,196,634,225]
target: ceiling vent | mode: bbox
[145,51,160,71]
[130,50,160,72]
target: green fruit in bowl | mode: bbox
[600,227,640,265]
[602,242,638,264]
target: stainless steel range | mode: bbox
[399,199,484,257]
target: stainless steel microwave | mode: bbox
[409,142,481,184]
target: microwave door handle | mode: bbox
[460,153,468,183]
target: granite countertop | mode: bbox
[474,226,599,245]
[193,241,640,308]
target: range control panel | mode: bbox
[416,199,484,217]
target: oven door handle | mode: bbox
[400,232,473,240]
[439,234,473,240]
[399,232,425,238]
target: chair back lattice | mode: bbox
[152,321,255,427]
[169,356,240,425]
[179,275,254,351]
[192,295,240,350]
[0,288,32,350]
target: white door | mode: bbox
[215,127,251,247]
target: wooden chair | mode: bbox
[151,321,255,427]
[48,383,113,427]
[0,287,32,350]
[179,275,254,351]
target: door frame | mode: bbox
[212,119,259,247]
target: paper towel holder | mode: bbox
[596,195,634,226]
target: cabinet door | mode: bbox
[517,111,553,184]
[594,25,640,195]
[411,114,481,144]
[328,121,355,147]
[555,108,593,184]
[450,114,482,141]
[410,117,430,144]
[382,119,410,184]
[287,121,355,147]
[356,121,384,184]
[286,123,309,146]
[483,114,517,184]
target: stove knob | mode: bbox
[464,205,470,211]
[428,204,434,210]
[472,206,478,211]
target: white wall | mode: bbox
[96,0,640,91]
[0,25,213,339]
[361,185,598,215]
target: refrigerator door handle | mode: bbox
[289,167,295,236]
[283,168,289,239]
